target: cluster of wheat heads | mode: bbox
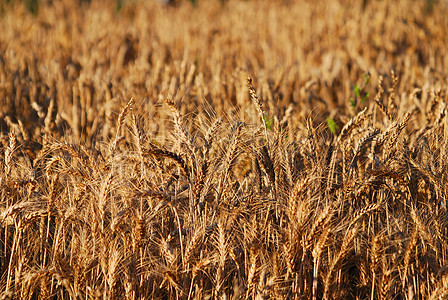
[1,0,448,299]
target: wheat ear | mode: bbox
[110,97,133,156]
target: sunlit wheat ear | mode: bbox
[131,113,146,153]
[245,246,259,299]
[349,128,380,174]
[387,70,399,114]
[110,97,133,156]
[144,147,190,179]
[166,98,188,143]
[165,98,197,173]
[44,97,57,135]
[306,205,333,249]
[247,76,265,119]
[4,131,16,177]
[247,76,269,142]
[338,107,370,144]
[312,228,330,300]
[402,226,419,289]
[323,226,358,299]
[204,117,221,150]
[373,75,392,122]
[370,232,383,300]
[200,117,221,177]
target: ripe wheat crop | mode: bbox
[1,0,448,299]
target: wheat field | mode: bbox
[1,0,448,299]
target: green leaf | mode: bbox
[354,84,361,98]
[326,116,338,135]
[264,116,273,130]
[361,92,370,103]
